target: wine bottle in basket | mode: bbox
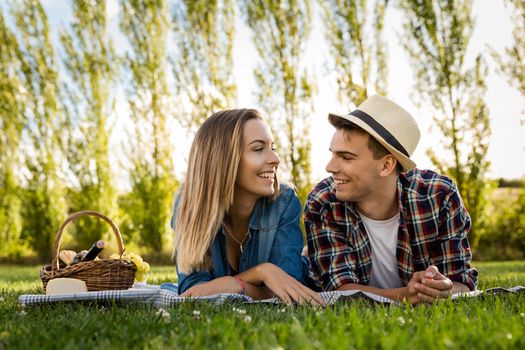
[81,240,105,262]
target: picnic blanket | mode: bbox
[18,284,525,306]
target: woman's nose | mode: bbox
[269,149,280,165]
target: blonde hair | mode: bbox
[174,109,279,273]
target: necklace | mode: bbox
[223,223,249,253]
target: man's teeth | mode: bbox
[258,172,274,178]
[334,179,349,184]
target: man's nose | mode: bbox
[326,156,337,174]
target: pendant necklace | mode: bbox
[223,223,249,253]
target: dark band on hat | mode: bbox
[349,109,409,157]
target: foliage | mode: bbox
[12,0,68,261]
[1,262,525,349]
[59,0,119,249]
[120,0,179,253]
[320,0,390,106]
[477,185,525,260]
[0,0,523,262]
[399,0,492,248]
[172,0,237,130]
[492,0,525,98]
[0,12,24,257]
[240,0,315,204]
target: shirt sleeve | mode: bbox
[176,269,213,294]
[304,186,361,291]
[433,184,478,290]
[266,190,305,282]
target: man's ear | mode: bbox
[380,154,398,176]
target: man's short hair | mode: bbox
[329,114,403,174]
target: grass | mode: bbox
[1,261,524,349]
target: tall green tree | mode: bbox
[0,12,24,257]
[172,0,237,129]
[120,0,178,253]
[240,0,315,203]
[12,0,67,261]
[60,0,118,249]
[400,0,491,248]
[320,0,390,106]
[492,0,525,98]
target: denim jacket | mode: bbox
[171,184,305,294]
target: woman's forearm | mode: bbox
[243,282,273,299]
[236,263,275,299]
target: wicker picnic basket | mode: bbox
[40,210,136,292]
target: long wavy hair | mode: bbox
[174,109,279,273]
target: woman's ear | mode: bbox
[380,154,398,177]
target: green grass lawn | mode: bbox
[1,261,524,349]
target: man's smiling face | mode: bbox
[325,128,385,202]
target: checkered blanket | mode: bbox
[18,285,524,306]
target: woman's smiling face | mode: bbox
[235,119,280,200]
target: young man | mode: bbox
[304,95,478,304]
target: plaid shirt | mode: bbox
[304,169,478,292]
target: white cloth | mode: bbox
[359,212,403,289]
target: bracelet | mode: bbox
[234,276,246,295]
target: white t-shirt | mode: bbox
[359,212,403,289]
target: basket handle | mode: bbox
[51,210,124,271]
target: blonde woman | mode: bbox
[170,109,323,305]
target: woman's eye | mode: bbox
[254,148,263,152]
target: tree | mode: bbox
[172,0,237,130]
[12,0,68,261]
[240,0,315,203]
[120,0,178,253]
[0,12,24,257]
[492,0,525,97]
[320,0,390,106]
[60,0,119,249]
[400,0,491,248]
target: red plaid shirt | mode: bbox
[304,169,478,291]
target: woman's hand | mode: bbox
[180,276,241,297]
[255,263,325,306]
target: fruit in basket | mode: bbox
[109,251,150,282]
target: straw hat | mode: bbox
[329,95,421,172]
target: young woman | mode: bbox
[172,109,323,305]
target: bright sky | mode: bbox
[37,0,525,184]
[234,0,525,183]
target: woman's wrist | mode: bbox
[233,276,246,294]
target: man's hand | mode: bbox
[406,265,453,304]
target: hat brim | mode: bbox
[329,113,416,172]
